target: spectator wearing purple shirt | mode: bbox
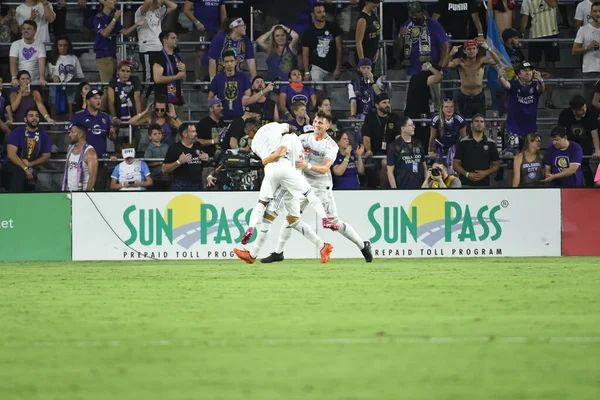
[209,50,251,121]
[543,126,585,188]
[348,58,384,119]
[2,108,51,192]
[183,0,227,82]
[498,61,546,154]
[94,0,142,95]
[207,17,257,80]
[332,130,365,190]
[70,89,117,191]
[398,1,449,76]
[280,69,317,121]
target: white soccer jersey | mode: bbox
[251,122,290,160]
[278,134,304,168]
[298,133,339,187]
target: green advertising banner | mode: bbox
[0,193,71,261]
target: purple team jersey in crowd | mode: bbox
[400,17,448,76]
[506,79,541,136]
[209,72,251,120]
[3,126,51,164]
[193,0,224,33]
[70,109,113,156]
[94,12,123,59]
[281,85,315,113]
[544,141,585,188]
[332,151,360,189]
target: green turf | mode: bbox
[1,257,599,400]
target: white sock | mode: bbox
[248,202,266,229]
[290,220,324,250]
[333,219,364,249]
[305,191,327,220]
[249,218,272,258]
[275,220,293,253]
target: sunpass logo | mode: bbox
[367,192,508,246]
[122,194,253,248]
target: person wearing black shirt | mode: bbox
[197,97,226,158]
[453,114,500,187]
[404,62,443,146]
[153,30,186,112]
[162,123,209,191]
[302,3,343,96]
[362,93,399,188]
[223,103,262,150]
[502,28,525,66]
[355,0,381,64]
[557,95,600,187]
[387,116,426,189]
[432,0,484,41]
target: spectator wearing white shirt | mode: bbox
[15,0,55,46]
[135,0,178,99]
[47,36,84,120]
[9,20,47,88]
[575,0,594,31]
[520,0,559,109]
[573,2,600,102]
[110,146,153,191]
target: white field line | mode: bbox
[6,336,600,348]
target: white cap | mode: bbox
[303,125,315,133]
[122,148,135,159]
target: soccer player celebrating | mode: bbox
[261,112,374,264]
[234,122,339,264]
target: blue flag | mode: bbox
[485,11,514,92]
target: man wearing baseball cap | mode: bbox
[501,28,525,66]
[196,97,226,158]
[443,39,502,118]
[498,61,545,154]
[542,126,585,187]
[70,88,117,191]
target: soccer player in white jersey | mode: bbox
[261,111,374,263]
[233,122,339,264]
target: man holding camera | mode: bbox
[422,159,462,188]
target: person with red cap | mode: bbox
[442,39,501,118]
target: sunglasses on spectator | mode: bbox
[155,108,166,112]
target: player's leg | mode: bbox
[284,203,333,264]
[280,170,339,231]
[261,195,309,263]
[242,173,278,244]
[322,189,373,262]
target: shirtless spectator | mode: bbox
[487,0,515,36]
[443,40,501,118]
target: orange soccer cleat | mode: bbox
[320,243,333,264]
[233,248,256,264]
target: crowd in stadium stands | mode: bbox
[0,0,600,193]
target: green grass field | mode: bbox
[1,257,599,400]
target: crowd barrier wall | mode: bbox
[4,189,593,262]
[561,190,600,256]
[70,190,562,261]
[0,193,71,261]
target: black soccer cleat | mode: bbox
[361,241,373,263]
[261,252,284,263]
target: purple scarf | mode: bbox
[162,49,181,104]
[62,143,90,191]
[115,78,133,120]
